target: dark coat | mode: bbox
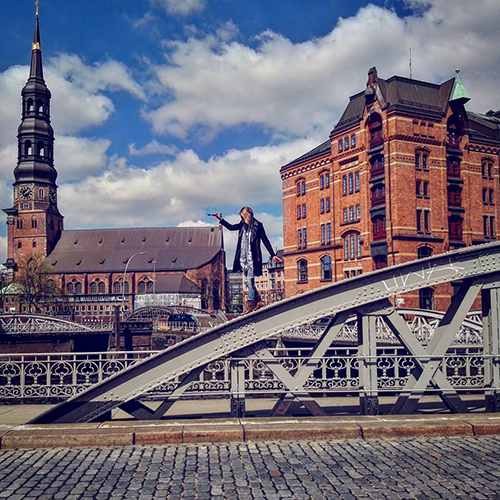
[219,218,275,276]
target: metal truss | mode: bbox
[0,314,114,334]
[125,305,212,321]
[30,242,500,423]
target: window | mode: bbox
[419,288,434,310]
[371,155,384,175]
[348,206,354,221]
[114,281,121,294]
[25,140,32,155]
[424,210,430,233]
[416,181,422,198]
[351,135,356,148]
[38,188,44,197]
[338,140,343,153]
[343,208,348,223]
[320,175,325,190]
[321,256,332,281]
[418,246,433,259]
[297,205,301,220]
[302,204,306,218]
[356,205,361,220]
[348,173,354,194]
[298,259,308,283]
[296,183,301,197]
[320,199,325,214]
[17,219,23,229]
[447,157,460,177]
[298,229,303,249]
[17,241,22,249]
[484,215,496,239]
[75,282,82,294]
[372,184,385,205]
[489,189,495,205]
[326,223,331,244]
[326,197,331,213]
[483,188,488,205]
[345,137,349,150]
[321,224,326,245]
[301,181,306,196]
[448,186,462,207]
[374,256,387,269]
[422,154,428,171]
[303,228,307,248]
[417,210,430,233]
[355,172,360,192]
[343,232,360,260]
[31,218,37,228]
[98,282,105,294]
[67,282,74,294]
[417,210,422,233]
[342,175,347,195]
[90,281,98,294]
[368,115,383,146]
[416,150,429,171]
[449,216,463,240]
[423,181,430,198]
[325,173,330,188]
[372,216,386,239]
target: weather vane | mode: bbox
[36,0,39,16]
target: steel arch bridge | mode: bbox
[125,305,213,321]
[0,314,114,334]
[31,242,500,423]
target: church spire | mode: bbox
[30,1,44,81]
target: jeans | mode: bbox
[244,270,256,301]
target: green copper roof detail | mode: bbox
[450,69,471,104]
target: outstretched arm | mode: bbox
[211,212,242,231]
[260,223,282,262]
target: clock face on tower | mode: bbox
[18,185,33,200]
[49,187,57,203]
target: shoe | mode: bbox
[245,299,256,313]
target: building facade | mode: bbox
[254,250,285,306]
[2,11,226,317]
[281,67,500,310]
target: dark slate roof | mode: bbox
[467,111,500,145]
[155,274,200,294]
[46,226,223,273]
[332,75,455,135]
[281,140,331,170]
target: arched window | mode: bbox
[419,288,434,310]
[31,218,37,228]
[449,216,463,241]
[36,99,44,114]
[37,141,45,157]
[415,148,429,171]
[27,98,34,112]
[297,259,308,283]
[447,116,461,148]
[98,281,105,294]
[368,114,383,147]
[448,185,462,207]
[25,140,32,156]
[90,281,98,294]
[482,158,494,179]
[38,188,45,198]
[32,241,36,248]
[17,241,22,249]
[321,255,332,281]
[67,282,74,294]
[343,232,362,260]
[139,278,153,293]
[113,281,121,293]
[75,282,82,294]
[418,246,433,259]
[17,219,23,229]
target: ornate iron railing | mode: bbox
[0,347,487,401]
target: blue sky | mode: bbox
[1,0,499,266]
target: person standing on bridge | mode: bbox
[211,207,282,313]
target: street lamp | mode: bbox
[121,251,147,318]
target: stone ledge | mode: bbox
[359,420,473,439]
[183,424,244,443]
[134,425,183,445]
[2,427,133,449]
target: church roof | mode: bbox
[154,274,200,294]
[46,226,223,274]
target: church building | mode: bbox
[3,11,226,316]
[281,67,500,310]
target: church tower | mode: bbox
[3,5,63,274]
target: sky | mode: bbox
[1,0,500,268]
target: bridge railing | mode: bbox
[0,346,488,402]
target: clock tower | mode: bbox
[3,6,63,274]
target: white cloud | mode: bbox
[56,136,111,182]
[128,140,178,156]
[58,137,313,231]
[0,236,6,269]
[152,0,205,16]
[143,1,500,140]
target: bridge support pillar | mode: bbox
[230,360,246,418]
[483,285,500,413]
[358,313,379,415]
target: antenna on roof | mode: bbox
[409,46,412,79]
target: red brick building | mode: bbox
[2,12,226,317]
[281,67,500,310]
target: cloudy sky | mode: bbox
[1,0,499,268]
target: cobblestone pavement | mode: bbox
[1,436,500,499]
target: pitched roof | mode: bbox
[467,110,500,145]
[46,226,223,274]
[281,140,331,170]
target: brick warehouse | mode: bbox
[2,11,227,317]
[281,67,500,310]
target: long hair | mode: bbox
[239,206,254,226]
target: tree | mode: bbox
[15,254,59,313]
[0,268,9,313]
